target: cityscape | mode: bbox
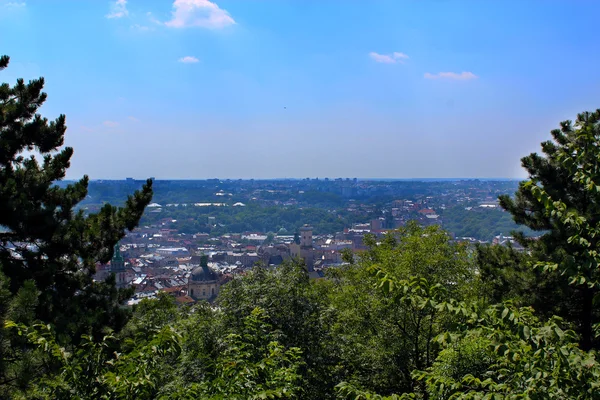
[2,0,600,398]
[87,178,528,305]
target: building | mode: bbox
[370,218,384,231]
[156,247,189,257]
[187,256,220,301]
[299,224,313,247]
[257,243,290,266]
[111,244,129,289]
[290,224,315,270]
[214,251,260,268]
[492,235,525,251]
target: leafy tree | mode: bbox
[0,269,44,397]
[329,223,482,396]
[475,244,571,318]
[418,303,600,399]
[140,203,363,236]
[499,110,600,349]
[339,269,600,399]
[476,244,533,305]
[361,222,481,300]
[180,308,304,400]
[7,320,182,399]
[12,306,304,400]
[440,206,533,241]
[217,261,340,400]
[120,292,183,339]
[0,54,153,343]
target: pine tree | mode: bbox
[0,55,153,341]
[499,110,600,350]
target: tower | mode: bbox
[299,225,313,248]
[111,244,128,288]
[294,225,315,271]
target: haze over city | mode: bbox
[2,0,599,179]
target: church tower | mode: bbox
[291,224,314,271]
[299,225,313,248]
[111,244,128,288]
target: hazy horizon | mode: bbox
[2,0,599,180]
[70,177,522,182]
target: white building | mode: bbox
[156,247,189,257]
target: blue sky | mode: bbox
[1,0,600,179]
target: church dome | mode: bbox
[190,265,218,282]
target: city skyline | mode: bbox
[2,0,600,179]
[77,177,522,181]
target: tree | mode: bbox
[13,306,304,400]
[329,223,482,396]
[217,261,339,400]
[499,110,600,350]
[338,278,600,400]
[0,54,153,342]
[475,244,571,318]
[417,302,600,399]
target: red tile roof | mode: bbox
[163,286,184,293]
[175,295,195,304]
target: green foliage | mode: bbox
[6,321,181,399]
[329,223,482,396]
[476,244,572,320]
[476,244,534,305]
[364,222,481,300]
[140,203,365,235]
[172,308,304,400]
[10,306,304,400]
[500,110,600,349]
[428,335,496,387]
[440,206,533,241]
[338,274,600,399]
[121,292,182,338]
[418,303,600,399]
[336,381,406,400]
[217,261,339,400]
[0,54,153,395]
[0,54,153,342]
[0,271,48,398]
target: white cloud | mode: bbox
[128,116,140,122]
[131,24,153,32]
[103,120,120,128]
[392,52,409,60]
[424,71,478,80]
[369,51,409,64]
[4,1,26,7]
[165,0,235,29]
[178,56,199,63]
[106,0,128,19]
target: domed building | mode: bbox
[188,261,220,301]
